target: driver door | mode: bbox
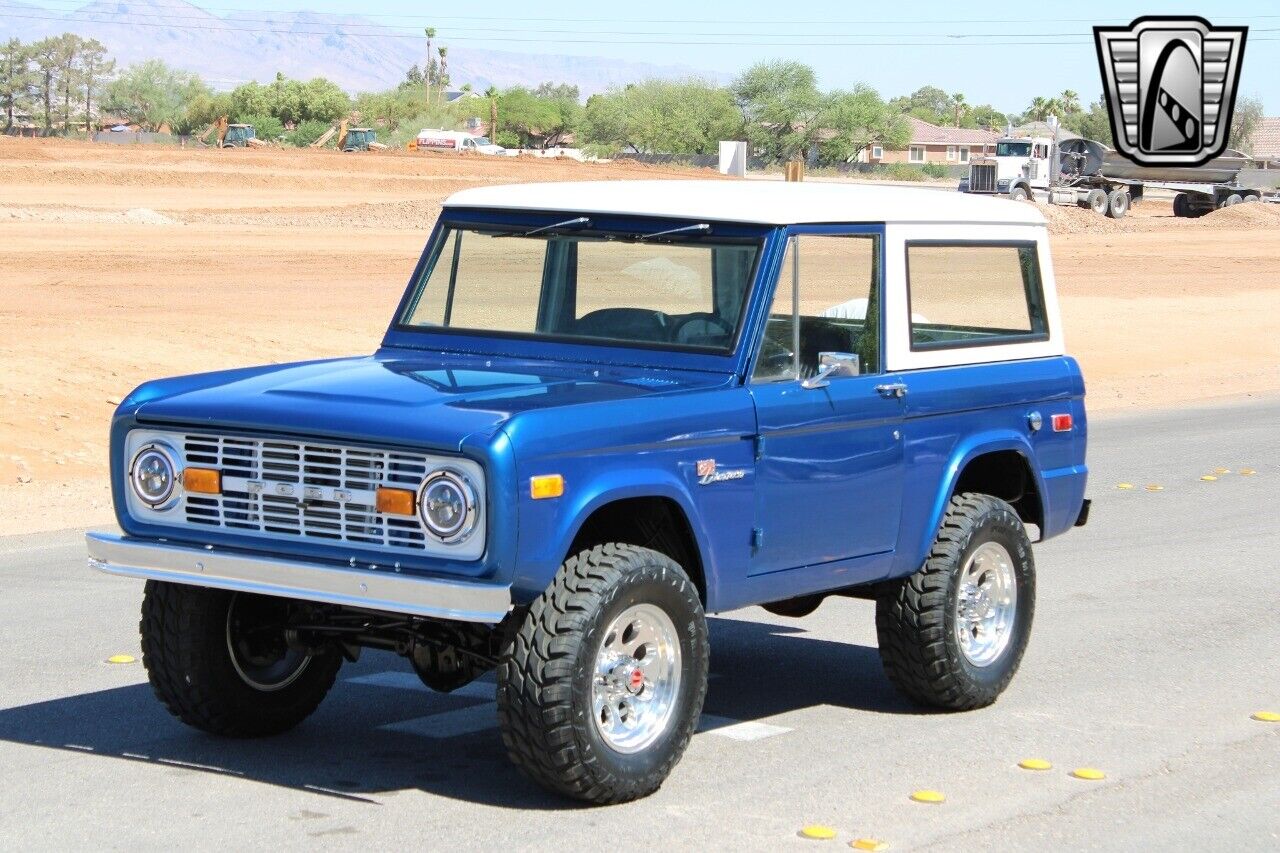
[748,229,906,576]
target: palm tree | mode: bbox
[423,27,435,108]
[951,92,968,128]
[437,45,449,102]
[484,85,498,139]
[1026,96,1064,122]
[1059,89,1081,114]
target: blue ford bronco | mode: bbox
[89,180,1089,803]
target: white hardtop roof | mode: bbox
[443,180,1046,226]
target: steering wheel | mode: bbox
[671,313,734,345]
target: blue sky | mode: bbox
[15,0,1279,111]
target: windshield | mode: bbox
[473,137,493,146]
[996,141,1031,157]
[399,225,761,352]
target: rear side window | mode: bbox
[906,242,1047,349]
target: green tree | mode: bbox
[104,59,211,131]
[1022,96,1064,122]
[1063,98,1113,145]
[817,85,908,164]
[79,38,113,134]
[582,78,741,155]
[185,90,232,130]
[1058,89,1082,115]
[890,85,954,124]
[240,113,283,141]
[495,85,579,148]
[30,37,59,131]
[968,104,1009,131]
[285,118,331,147]
[0,38,36,131]
[732,60,823,163]
[1230,96,1264,153]
[53,33,84,133]
[484,84,498,138]
[950,92,968,128]
[229,81,271,121]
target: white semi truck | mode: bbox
[958,123,1265,218]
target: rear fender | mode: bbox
[904,431,1046,573]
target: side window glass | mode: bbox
[906,242,1047,349]
[752,234,881,382]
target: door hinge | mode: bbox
[751,527,765,550]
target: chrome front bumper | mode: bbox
[86,530,512,623]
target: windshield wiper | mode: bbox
[491,216,591,238]
[637,222,711,241]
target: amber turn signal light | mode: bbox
[530,474,565,500]
[182,468,221,495]
[376,487,417,516]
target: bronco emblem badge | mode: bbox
[1094,16,1247,167]
[695,459,745,486]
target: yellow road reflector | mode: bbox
[530,473,565,500]
[1200,475,1218,481]
[1214,467,1231,474]
[1071,767,1105,781]
[1145,484,1164,492]
[1239,468,1256,476]
[799,825,837,840]
[1018,758,1053,771]
[106,654,136,664]
[851,839,888,851]
[1251,711,1280,723]
[910,790,945,804]
[1116,483,1134,490]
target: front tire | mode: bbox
[875,493,1035,711]
[496,544,708,804]
[140,581,341,737]
[1008,185,1029,202]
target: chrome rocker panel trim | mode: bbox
[85,530,512,623]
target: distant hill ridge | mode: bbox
[0,0,714,95]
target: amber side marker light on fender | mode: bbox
[182,468,221,494]
[376,487,417,516]
[530,474,565,500]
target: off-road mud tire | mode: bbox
[875,493,1035,711]
[140,581,341,737]
[496,544,708,804]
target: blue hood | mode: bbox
[126,351,731,452]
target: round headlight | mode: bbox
[130,444,178,507]
[417,469,478,544]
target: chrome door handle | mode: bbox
[875,382,908,398]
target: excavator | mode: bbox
[196,116,267,149]
[311,118,386,152]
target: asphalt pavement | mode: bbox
[1,397,1277,851]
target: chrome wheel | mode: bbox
[592,603,682,754]
[954,542,1018,667]
[225,594,311,692]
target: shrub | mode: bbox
[922,163,950,179]
[495,129,521,150]
[285,119,332,148]
[239,114,284,142]
[882,162,930,181]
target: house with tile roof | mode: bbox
[862,116,1000,165]
[1250,117,1280,165]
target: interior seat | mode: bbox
[573,308,670,344]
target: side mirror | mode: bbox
[801,352,860,389]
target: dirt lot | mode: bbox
[2,137,1278,535]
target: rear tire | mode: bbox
[1085,189,1108,215]
[140,581,341,737]
[1106,189,1130,218]
[1172,193,1187,217]
[875,493,1035,711]
[1223,193,1243,207]
[497,544,708,804]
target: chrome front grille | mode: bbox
[180,433,432,553]
[970,162,998,193]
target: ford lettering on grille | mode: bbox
[181,434,431,553]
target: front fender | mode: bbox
[899,430,1046,575]
[510,463,724,607]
